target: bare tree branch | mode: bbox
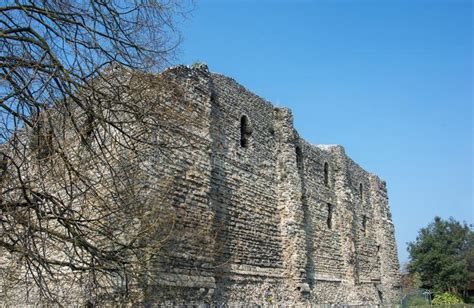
[0,0,195,304]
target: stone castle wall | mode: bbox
[142,64,401,305]
[1,64,399,305]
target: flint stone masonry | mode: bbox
[2,63,400,305]
[140,64,401,305]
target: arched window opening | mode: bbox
[240,115,252,148]
[359,183,364,201]
[327,203,333,229]
[210,92,217,104]
[269,126,275,137]
[324,162,329,187]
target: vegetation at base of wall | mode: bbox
[465,295,474,304]
[432,292,464,305]
[407,216,473,295]
[407,294,430,306]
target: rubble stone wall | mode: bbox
[146,64,400,305]
[2,64,400,305]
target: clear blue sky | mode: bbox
[177,0,473,265]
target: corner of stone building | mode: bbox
[369,174,401,304]
[330,148,361,295]
[273,106,311,300]
[139,62,221,303]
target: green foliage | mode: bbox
[407,294,429,306]
[407,217,474,294]
[466,295,474,304]
[266,295,274,304]
[412,272,423,289]
[432,292,464,305]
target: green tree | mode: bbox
[407,217,473,295]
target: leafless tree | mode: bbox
[0,0,195,304]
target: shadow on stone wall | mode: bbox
[209,90,233,303]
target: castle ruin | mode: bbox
[1,64,400,305]
[138,64,401,304]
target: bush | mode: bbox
[407,294,429,306]
[465,295,474,304]
[432,292,464,305]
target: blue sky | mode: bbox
[178,0,473,265]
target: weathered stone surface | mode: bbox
[2,64,401,305]
[142,64,400,305]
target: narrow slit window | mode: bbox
[240,115,252,148]
[378,290,384,303]
[327,204,333,229]
[324,162,329,187]
[359,183,364,201]
[362,215,367,235]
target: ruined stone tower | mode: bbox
[1,64,400,305]
[139,64,401,305]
